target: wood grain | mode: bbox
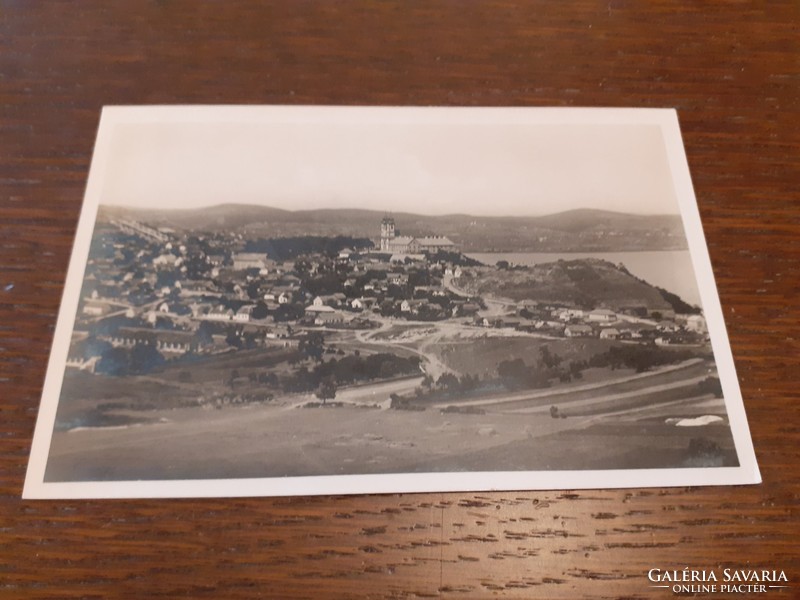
[1,2,798,598]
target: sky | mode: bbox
[99,111,681,217]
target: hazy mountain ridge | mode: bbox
[99,204,688,252]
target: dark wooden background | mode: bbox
[1,2,798,598]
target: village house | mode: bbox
[206,305,234,321]
[565,324,594,338]
[453,302,480,317]
[82,301,110,317]
[65,354,100,373]
[350,298,363,311]
[234,305,256,322]
[499,318,521,329]
[232,252,271,271]
[685,314,707,333]
[554,307,586,321]
[387,272,409,286]
[181,280,221,298]
[189,302,211,318]
[315,311,347,326]
[152,253,179,269]
[587,309,617,323]
[305,303,335,318]
[657,320,680,333]
[599,327,620,340]
[152,330,199,356]
[265,324,292,339]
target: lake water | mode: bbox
[467,251,702,308]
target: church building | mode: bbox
[379,217,456,254]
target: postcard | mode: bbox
[23,106,760,498]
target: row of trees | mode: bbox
[282,353,421,394]
[94,342,165,376]
[587,345,696,373]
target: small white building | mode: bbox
[686,314,707,333]
[232,253,270,271]
[588,309,616,323]
[234,305,255,322]
[207,306,233,321]
[152,253,178,269]
[599,328,620,340]
[305,304,335,315]
[565,325,594,338]
[82,301,109,317]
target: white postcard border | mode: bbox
[23,106,761,499]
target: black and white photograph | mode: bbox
[24,106,759,498]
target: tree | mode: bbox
[96,346,130,376]
[251,301,269,320]
[274,302,304,322]
[436,372,459,390]
[316,376,337,406]
[498,358,528,389]
[229,368,241,389]
[194,321,215,346]
[299,331,325,362]
[225,328,243,349]
[539,346,562,370]
[247,281,261,300]
[129,343,164,375]
[84,336,112,359]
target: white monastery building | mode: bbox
[379,217,456,254]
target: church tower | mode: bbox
[380,216,396,251]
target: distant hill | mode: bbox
[98,204,687,252]
[101,204,292,231]
[457,259,677,312]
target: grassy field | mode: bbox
[47,318,729,482]
[44,391,736,482]
[432,335,615,378]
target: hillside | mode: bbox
[98,204,687,252]
[456,259,675,312]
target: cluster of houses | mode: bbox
[70,217,475,368]
[68,216,708,374]
[475,301,707,345]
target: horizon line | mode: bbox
[99,202,681,220]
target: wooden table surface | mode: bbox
[1,3,798,598]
